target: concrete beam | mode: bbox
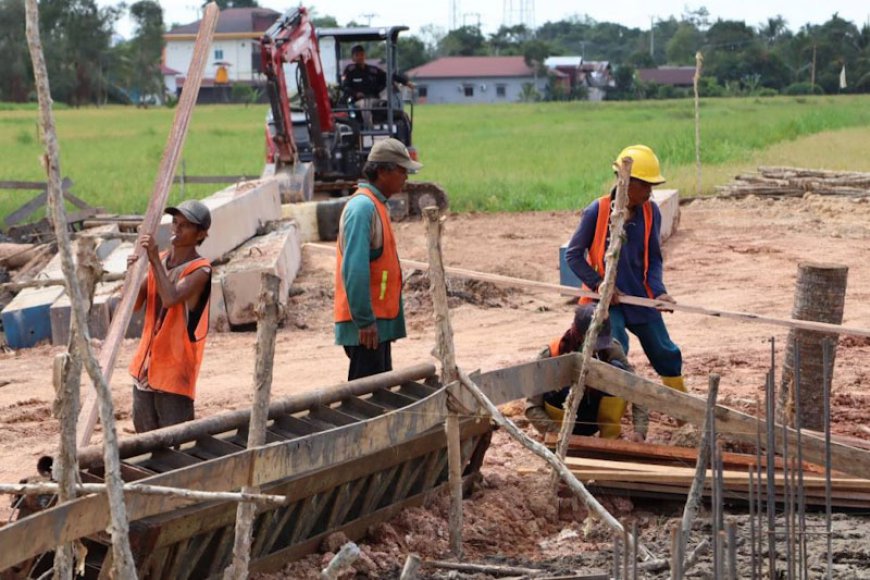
[221,222,301,326]
[652,188,680,243]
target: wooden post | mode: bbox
[77,3,220,448]
[553,156,633,473]
[693,51,704,196]
[24,1,137,577]
[780,263,848,430]
[399,554,421,580]
[224,273,281,580]
[52,237,100,580]
[423,206,464,558]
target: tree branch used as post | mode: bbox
[423,206,465,558]
[553,157,633,474]
[224,273,281,580]
[679,374,719,571]
[24,1,137,576]
[455,367,655,563]
[693,51,704,196]
[52,236,100,580]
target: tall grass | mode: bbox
[1,95,869,220]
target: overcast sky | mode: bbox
[105,1,869,40]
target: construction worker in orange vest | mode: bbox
[565,144,686,396]
[128,200,212,433]
[334,139,422,380]
[525,305,648,440]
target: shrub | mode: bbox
[783,82,824,95]
[755,88,779,97]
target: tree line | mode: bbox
[1,1,868,105]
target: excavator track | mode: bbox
[313,180,449,221]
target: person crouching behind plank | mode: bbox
[525,305,648,441]
[128,200,212,433]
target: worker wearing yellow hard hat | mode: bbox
[564,144,687,411]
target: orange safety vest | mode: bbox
[128,256,211,400]
[548,337,563,358]
[334,187,402,323]
[580,194,654,305]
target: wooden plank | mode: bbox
[546,433,827,474]
[76,2,220,447]
[567,468,870,491]
[581,356,870,480]
[4,191,47,227]
[0,180,49,189]
[172,175,258,185]
[307,242,870,338]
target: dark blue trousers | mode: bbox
[609,306,682,377]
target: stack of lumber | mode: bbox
[542,435,870,509]
[715,166,870,199]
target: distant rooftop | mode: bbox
[408,56,535,79]
[637,67,696,86]
[166,7,280,36]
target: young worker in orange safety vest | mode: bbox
[564,145,686,396]
[525,305,648,440]
[334,139,422,380]
[128,200,212,433]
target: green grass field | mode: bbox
[2,95,870,221]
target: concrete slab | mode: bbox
[49,282,117,346]
[208,268,230,333]
[221,222,301,326]
[652,189,680,243]
[156,180,282,260]
[281,202,319,243]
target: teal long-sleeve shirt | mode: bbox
[334,183,407,346]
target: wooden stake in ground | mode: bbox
[24,1,137,576]
[779,263,848,430]
[52,236,100,580]
[693,51,704,196]
[553,156,633,472]
[423,206,465,558]
[224,273,281,580]
[679,374,719,571]
[77,2,220,448]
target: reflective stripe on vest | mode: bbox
[579,194,654,305]
[334,187,402,323]
[128,256,211,400]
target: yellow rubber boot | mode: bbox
[661,376,687,393]
[597,396,628,439]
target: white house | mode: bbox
[163,7,279,101]
[407,56,547,104]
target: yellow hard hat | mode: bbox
[612,144,666,185]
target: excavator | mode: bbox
[259,6,447,217]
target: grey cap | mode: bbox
[572,305,613,351]
[166,200,211,230]
[368,138,423,173]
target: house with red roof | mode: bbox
[406,56,547,104]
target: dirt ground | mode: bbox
[2,193,870,576]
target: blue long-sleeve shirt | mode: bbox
[565,193,666,325]
[334,183,406,346]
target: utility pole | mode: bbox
[649,16,655,59]
[360,12,377,26]
[811,42,817,87]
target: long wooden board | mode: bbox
[306,243,870,338]
[76,4,220,447]
[581,356,870,480]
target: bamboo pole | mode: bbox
[77,3,220,448]
[553,156,633,475]
[304,243,870,339]
[0,483,292,507]
[224,273,281,579]
[423,206,464,558]
[455,367,655,563]
[0,272,123,293]
[693,51,703,196]
[24,1,137,576]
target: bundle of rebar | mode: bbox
[715,167,870,199]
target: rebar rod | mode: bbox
[754,391,765,576]
[632,521,639,580]
[794,341,807,580]
[823,340,834,580]
[748,468,757,580]
[727,522,738,580]
[716,443,726,580]
[783,402,794,580]
[766,368,777,578]
[613,534,621,580]
[710,395,720,579]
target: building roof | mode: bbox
[407,56,535,79]
[167,7,280,36]
[637,67,696,86]
[544,56,582,68]
[160,64,181,76]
